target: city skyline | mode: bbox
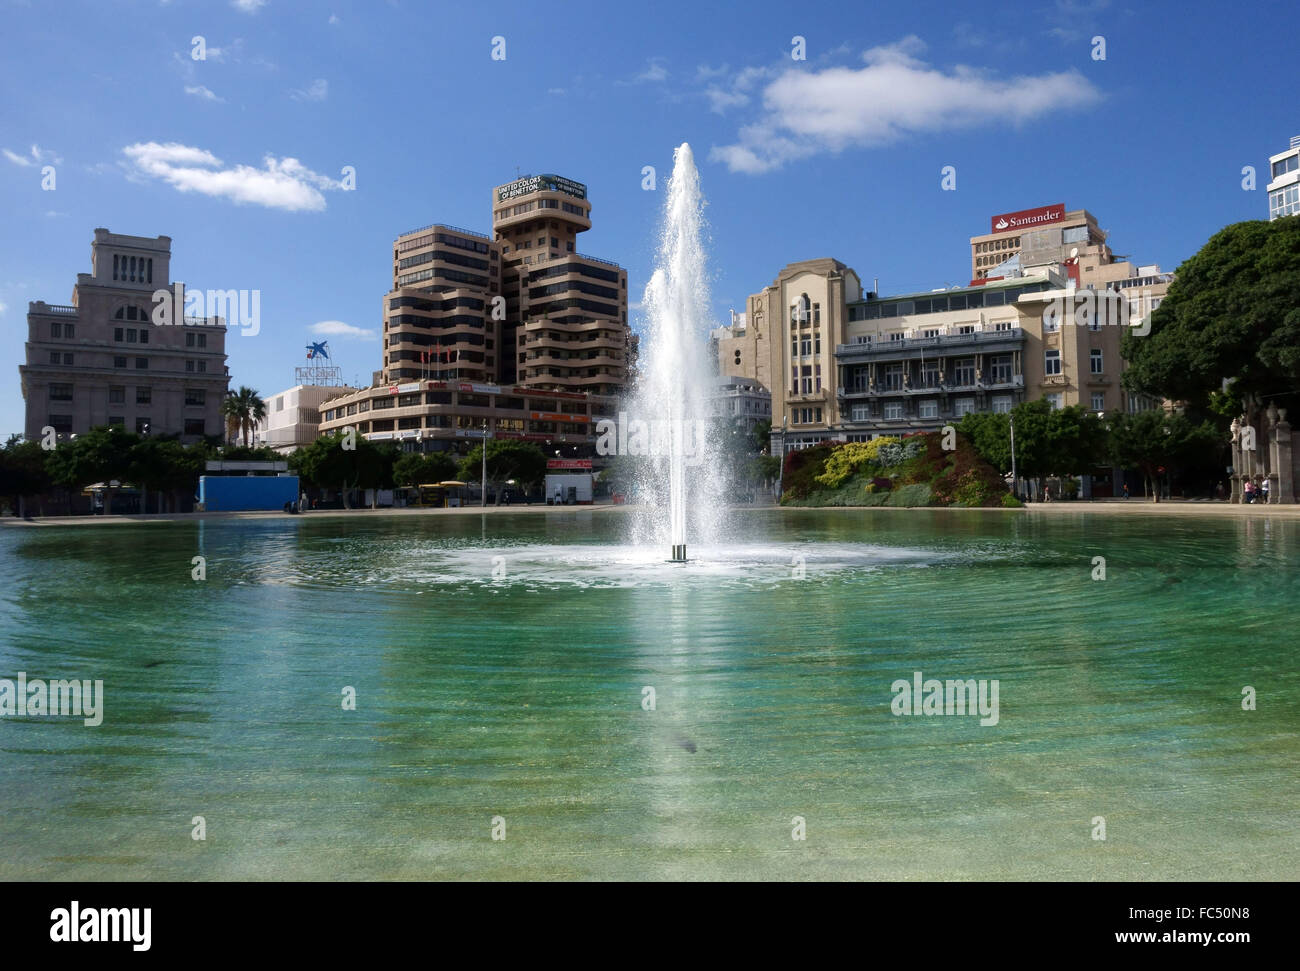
[1,0,1295,435]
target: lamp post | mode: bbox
[481,419,488,507]
[1009,412,1017,499]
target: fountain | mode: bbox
[633,143,725,562]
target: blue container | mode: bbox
[199,475,300,512]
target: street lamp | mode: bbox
[481,419,488,507]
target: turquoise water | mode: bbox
[0,509,1296,880]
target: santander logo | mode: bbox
[994,218,1010,230]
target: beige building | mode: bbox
[970,205,1110,282]
[19,229,229,442]
[254,384,359,454]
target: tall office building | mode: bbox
[19,229,229,442]
[1267,135,1300,220]
[492,174,631,396]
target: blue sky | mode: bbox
[1,0,1294,435]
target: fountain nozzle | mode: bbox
[671,544,687,563]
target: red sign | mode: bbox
[547,459,592,470]
[990,203,1065,234]
[388,385,399,395]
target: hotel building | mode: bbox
[715,205,1165,451]
[253,383,359,454]
[19,229,229,442]
[1267,135,1300,220]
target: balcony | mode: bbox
[836,327,1024,363]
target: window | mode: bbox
[136,387,151,404]
[50,322,62,338]
[953,358,976,386]
[922,328,939,339]
[109,386,125,404]
[883,364,904,391]
[108,416,124,428]
[47,415,73,434]
[918,399,938,419]
[883,402,904,420]
[800,337,812,356]
[134,357,149,369]
[49,383,72,401]
[62,353,73,365]
[65,323,75,338]
[114,356,127,369]
[851,403,870,421]
[1091,392,1105,411]
[989,355,1012,384]
[49,351,60,364]
[126,328,137,342]
[1044,349,1061,376]
[139,329,148,344]
[184,419,206,435]
[991,395,1012,414]
[135,417,151,434]
[115,328,124,342]
[186,360,195,372]
[1090,349,1103,374]
[1272,154,1299,179]
[1045,393,1063,410]
[954,397,975,418]
[994,320,1012,331]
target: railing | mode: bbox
[835,327,1023,355]
[35,303,78,315]
[575,252,621,269]
[397,222,491,241]
[837,374,1024,397]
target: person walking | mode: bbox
[1244,478,1255,504]
[1260,477,1270,503]
[1122,481,1129,500]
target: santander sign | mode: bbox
[991,203,1065,234]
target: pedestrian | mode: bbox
[1261,477,1270,503]
[1122,481,1129,500]
[1244,479,1255,504]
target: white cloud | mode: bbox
[184,85,225,103]
[0,299,7,315]
[122,141,346,212]
[232,0,266,13]
[710,37,1102,173]
[3,144,62,167]
[622,57,668,84]
[310,320,375,339]
[547,87,566,96]
[328,14,339,25]
[290,78,328,102]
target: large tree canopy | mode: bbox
[1121,218,1300,410]
[959,400,1105,478]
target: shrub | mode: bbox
[885,483,932,507]
[1001,493,1023,508]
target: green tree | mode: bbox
[960,401,1104,483]
[1107,410,1219,502]
[457,440,548,504]
[1121,218,1300,414]
[0,436,52,517]
[290,433,393,508]
[46,425,140,514]
[392,451,458,487]
[221,386,267,447]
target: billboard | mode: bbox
[497,173,587,202]
[990,203,1065,234]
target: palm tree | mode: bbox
[221,386,267,448]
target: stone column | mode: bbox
[1269,404,1294,504]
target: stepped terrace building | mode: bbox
[19,229,229,442]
